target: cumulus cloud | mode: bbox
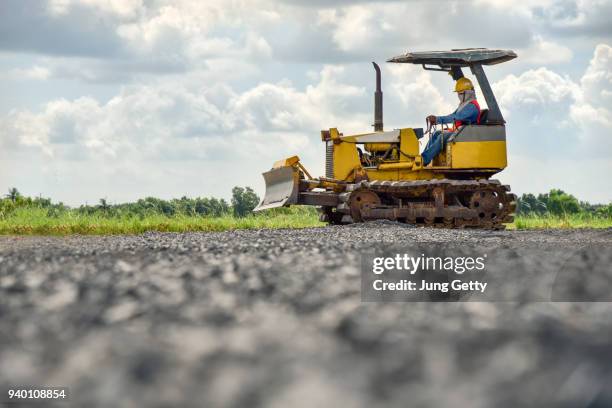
[317,6,382,53]
[568,43,612,157]
[518,36,574,64]
[0,65,371,203]
[494,67,579,115]
[0,0,541,76]
[532,0,612,38]
[493,43,612,159]
[488,44,612,201]
[0,0,610,203]
[232,66,365,134]
[387,64,454,123]
[311,1,536,61]
[1,64,367,155]
[0,0,276,82]
[3,85,231,161]
[477,0,612,39]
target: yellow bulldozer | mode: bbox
[254,48,518,229]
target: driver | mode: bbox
[421,77,481,166]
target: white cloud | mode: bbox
[494,67,579,116]
[4,43,611,203]
[48,0,143,17]
[519,36,574,65]
[312,0,537,58]
[492,43,612,198]
[6,66,51,80]
[493,45,612,146]
[0,65,368,204]
[0,0,278,82]
[481,0,612,39]
[534,0,612,37]
[8,64,365,158]
[387,64,454,123]
[580,44,612,102]
[570,44,612,142]
[319,6,377,52]
[1,0,611,203]
[1,110,52,154]
[0,0,563,82]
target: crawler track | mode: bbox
[320,178,517,229]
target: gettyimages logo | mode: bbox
[370,253,488,295]
[372,254,487,275]
[361,239,612,302]
[362,245,491,302]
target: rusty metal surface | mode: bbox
[298,192,339,207]
[348,190,380,222]
[328,178,516,230]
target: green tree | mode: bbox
[6,187,20,203]
[546,189,580,216]
[517,193,547,214]
[595,203,612,218]
[231,186,260,217]
[98,198,111,212]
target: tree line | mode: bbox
[0,187,260,218]
[516,189,611,217]
[1,187,610,218]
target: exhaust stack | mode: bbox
[372,62,383,132]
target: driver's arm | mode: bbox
[436,104,479,125]
[435,113,455,125]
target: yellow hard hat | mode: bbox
[454,77,474,92]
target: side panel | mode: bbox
[365,168,441,181]
[451,141,507,169]
[449,125,507,169]
[399,128,419,160]
[332,141,361,181]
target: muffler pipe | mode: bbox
[372,62,383,132]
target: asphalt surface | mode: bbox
[1,224,611,408]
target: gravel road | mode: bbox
[1,225,611,408]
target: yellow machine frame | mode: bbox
[323,125,507,184]
[254,48,518,229]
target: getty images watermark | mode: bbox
[361,242,612,302]
[371,253,488,294]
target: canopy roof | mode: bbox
[387,48,517,66]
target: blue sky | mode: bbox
[0,0,610,205]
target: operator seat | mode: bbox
[478,109,489,125]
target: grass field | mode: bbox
[0,207,610,235]
[512,214,612,230]
[0,207,324,235]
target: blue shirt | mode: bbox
[436,102,479,125]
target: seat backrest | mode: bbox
[478,108,489,125]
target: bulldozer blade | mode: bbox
[253,166,300,212]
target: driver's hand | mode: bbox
[426,115,437,125]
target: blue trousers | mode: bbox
[422,130,453,165]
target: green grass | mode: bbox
[0,207,324,235]
[511,214,612,230]
[0,207,610,235]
